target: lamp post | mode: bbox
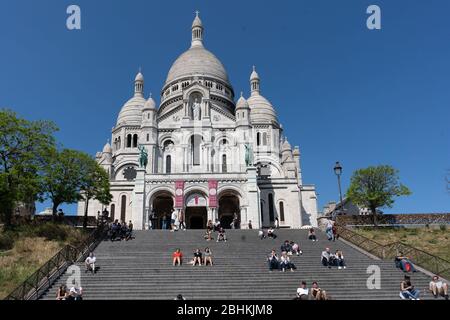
[333,161,344,216]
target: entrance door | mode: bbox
[152,194,174,229]
[185,207,207,229]
[218,194,240,229]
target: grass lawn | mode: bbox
[0,223,88,299]
[351,226,450,261]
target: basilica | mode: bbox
[77,13,318,230]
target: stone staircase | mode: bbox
[41,229,433,300]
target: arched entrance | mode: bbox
[151,191,174,229]
[185,192,207,229]
[218,192,240,229]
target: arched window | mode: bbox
[279,202,285,222]
[110,204,115,221]
[268,194,275,222]
[166,155,172,174]
[146,134,149,142]
[120,195,126,222]
[263,132,268,146]
[118,137,121,149]
[257,132,261,146]
[126,135,132,148]
[133,134,138,148]
[191,135,201,166]
[222,154,227,173]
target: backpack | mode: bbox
[404,262,411,272]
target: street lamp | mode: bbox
[333,161,344,216]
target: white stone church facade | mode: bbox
[77,13,318,230]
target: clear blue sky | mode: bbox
[1,0,449,215]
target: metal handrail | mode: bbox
[4,223,107,300]
[335,224,450,280]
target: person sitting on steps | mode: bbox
[321,248,332,268]
[400,275,420,300]
[290,241,302,255]
[217,227,227,242]
[280,252,296,272]
[267,227,277,239]
[56,285,68,300]
[335,250,346,269]
[207,220,213,233]
[204,248,213,266]
[172,248,183,266]
[67,286,83,301]
[280,240,292,255]
[311,282,328,300]
[429,275,449,300]
[296,281,309,300]
[267,250,279,272]
[204,228,213,241]
[258,229,266,240]
[85,252,97,274]
[308,228,317,242]
[193,248,202,266]
[395,251,417,273]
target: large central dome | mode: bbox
[165,46,229,85]
[164,12,230,87]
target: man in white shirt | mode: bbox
[68,286,83,300]
[321,248,332,268]
[296,281,309,300]
[85,252,97,274]
[171,211,178,231]
[429,276,449,300]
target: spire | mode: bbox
[191,10,204,48]
[250,66,260,96]
[144,92,156,110]
[134,69,144,97]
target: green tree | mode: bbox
[41,148,95,216]
[79,159,112,229]
[347,165,411,226]
[0,109,57,227]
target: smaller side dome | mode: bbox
[282,139,292,152]
[103,141,112,154]
[236,92,249,110]
[143,93,156,110]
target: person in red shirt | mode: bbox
[173,248,183,266]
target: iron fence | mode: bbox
[4,223,107,300]
[335,224,450,280]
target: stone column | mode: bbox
[246,166,260,229]
[240,207,247,229]
[131,168,146,230]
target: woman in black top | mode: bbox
[193,248,202,266]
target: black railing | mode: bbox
[4,223,107,300]
[335,224,450,280]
